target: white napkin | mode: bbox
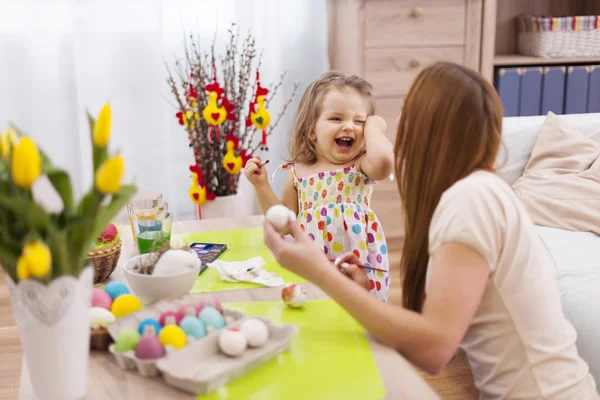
[207,256,285,287]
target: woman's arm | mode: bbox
[358,115,394,181]
[265,220,489,375]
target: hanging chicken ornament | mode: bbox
[222,140,243,175]
[246,72,270,151]
[202,63,236,142]
[188,162,216,205]
[176,84,200,129]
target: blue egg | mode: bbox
[104,281,130,300]
[198,306,225,329]
[138,318,162,335]
[179,316,207,339]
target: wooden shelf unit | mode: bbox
[481,0,600,81]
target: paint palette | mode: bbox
[190,242,227,275]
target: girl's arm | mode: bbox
[264,219,489,375]
[254,170,298,215]
[358,115,395,181]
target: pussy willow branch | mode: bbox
[249,82,300,155]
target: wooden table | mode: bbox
[15,216,440,400]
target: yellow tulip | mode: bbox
[93,104,111,148]
[0,129,17,159]
[11,137,41,188]
[95,155,124,194]
[17,241,52,279]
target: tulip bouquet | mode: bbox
[0,104,136,283]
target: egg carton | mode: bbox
[157,316,298,395]
[105,293,298,395]
[106,294,246,378]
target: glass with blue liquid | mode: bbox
[132,211,173,254]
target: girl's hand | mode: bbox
[263,217,330,282]
[334,252,370,291]
[364,115,387,135]
[244,156,268,186]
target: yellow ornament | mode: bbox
[202,91,227,126]
[110,294,142,318]
[0,129,17,159]
[95,155,124,194]
[11,137,41,188]
[93,104,111,148]
[221,141,242,175]
[17,240,52,280]
[159,325,187,349]
[250,96,270,130]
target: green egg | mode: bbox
[114,328,141,353]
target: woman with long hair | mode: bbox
[263,62,598,399]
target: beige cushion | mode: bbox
[512,112,600,234]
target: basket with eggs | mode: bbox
[88,223,121,284]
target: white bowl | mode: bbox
[123,252,200,304]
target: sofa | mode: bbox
[497,112,600,384]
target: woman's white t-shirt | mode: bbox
[426,170,598,399]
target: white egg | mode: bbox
[153,249,200,276]
[90,307,116,329]
[218,328,247,357]
[239,319,269,347]
[266,205,296,235]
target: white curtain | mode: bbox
[0,0,329,220]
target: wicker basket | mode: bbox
[88,239,122,284]
[90,327,113,351]
[518,14,600,58]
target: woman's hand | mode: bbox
[334,252,370,291]
[263,217,331,282]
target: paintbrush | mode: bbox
[329,258,387,273]
[257,160,270,168]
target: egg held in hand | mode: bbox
[265,205,296,235]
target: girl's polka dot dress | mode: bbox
[292,163,390,302]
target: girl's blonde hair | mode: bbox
[395,62,503,313]
[289,71,376,164]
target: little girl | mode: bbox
[243,71,394,302]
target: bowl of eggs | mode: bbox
[123,249,201,303]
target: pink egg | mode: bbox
[196,295,223,314]
[177,304,198,321]
[92,288,113,310]
[159,310,181,326]
[135,333,165,360]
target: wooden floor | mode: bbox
[0,251,479,400]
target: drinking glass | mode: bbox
[133,212,173,254]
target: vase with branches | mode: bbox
[166,22,299,210]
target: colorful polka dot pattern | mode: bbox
[293,164,390,302]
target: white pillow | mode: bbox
[536,226,600,384]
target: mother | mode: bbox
[263,62,599,399]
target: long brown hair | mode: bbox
[395,62,503,312]
[289,71,376,164]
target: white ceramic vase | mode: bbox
[7,266,93,400]
[196,186,256,220]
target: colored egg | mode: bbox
[138,318,162,336]
[158,325,187,349]
[104,281,130,300]
[179,316,207,339]
[159,310,181,326]
[177,304,198,321]
[111,294,142,318]
[198,306,225,330]
[114,328,141,353]
[135,334,165,360]
[197,295,223,314]
[91,288,113,310]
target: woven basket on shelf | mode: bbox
[518,14,600,58]
[88,239,122,284]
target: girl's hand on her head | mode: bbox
[263,217,329,282]
[334,253,370,291]
[243,156,268,186]
[364,115,387,135]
